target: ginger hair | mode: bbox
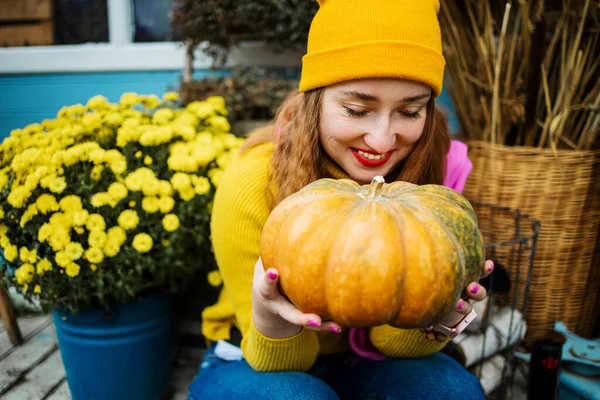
[239,89,451,208]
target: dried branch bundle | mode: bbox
[440,0,600,150]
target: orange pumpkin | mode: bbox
[260,176,485,328]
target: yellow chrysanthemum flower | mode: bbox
[120,92,140,107]
[108,182,128,202]
[144,155,153,165]
[15,263,34,284]
[20,247,38,264]
[103,239,122,258]
[86,214,106,231]
[71,209,89,226]
[206,96,226,111]
[37,223,52,242]
[3,244,18,262]
[170,173,191,191]
[152,108,174,125]
[142,179,160,196]
[111,159,128,175]
[141,94,161,109]
[60,195,83,212]
[34,285,42,294]
[142,197,160,213]
[85,247,104,264]
[162,214,180,232]
[65,242,84,261]
[191,146,217,167]
[118,210,139,231]
[20,204,39,228]
[105,112,124,126]
[49,229,70,252]
[194,176,211,196]
[36,194,60,214]
[82,113,102,130]
[65,262,81,277]
[132,233,153,253]
[158,196,175,214]
[7,186,31,208]
[86,95,109,110]
[0,172,8,190]
[125,174,144,192]
[90,264,98,272]
[55,251,71,267]
[163,91,179,102]
[36,258,53,274]
[158,181,173,196]
[207,270,222,287]
[107,226,127,243]
[207,116,231,132]
[89,149,106,164]
[189,101,215,119]
[179,187,196,201]
[91,193,111,208]
[88,230,107,248]
[49,177,67,194]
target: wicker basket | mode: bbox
[463,140,600,344]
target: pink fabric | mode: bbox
[348,139,473,360]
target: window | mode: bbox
[132,0,173,43]
[0,0,302,74]
[54,0,109,44]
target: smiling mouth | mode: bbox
[351,148,393,167]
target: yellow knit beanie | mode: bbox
[299,0,446,97]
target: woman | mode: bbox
[189,0,492,398]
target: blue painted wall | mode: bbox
[0,70,459,139]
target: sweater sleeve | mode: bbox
[210,143,319,372]
[369,326,449,358]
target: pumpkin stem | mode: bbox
[367,176,385,198]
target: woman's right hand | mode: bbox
[251,258,343,339]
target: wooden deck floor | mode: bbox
[0,314,197,400]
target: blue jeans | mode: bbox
[188,346,485,399]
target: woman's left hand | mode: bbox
[435,260,494,329]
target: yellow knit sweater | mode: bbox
[203,142,449,372]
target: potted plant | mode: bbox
[0,92,243,400]
[180,67,299,136]
[170,0,317,70]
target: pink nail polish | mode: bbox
[470,285,479,294]
[308,320,319,327]
[330,327,341,333]
[487,262,495,272]
[268,271,277,280]
[457,299,465,310]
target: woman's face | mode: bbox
[320,78,431,184]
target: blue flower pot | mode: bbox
[53,294,173,400]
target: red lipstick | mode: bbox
[351,148,393,168]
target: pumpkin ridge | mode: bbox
[404,188,483,285]
[382,201,408,326]
[323,199,366,325]
[393,200,465,324]
[276,194,360,317]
